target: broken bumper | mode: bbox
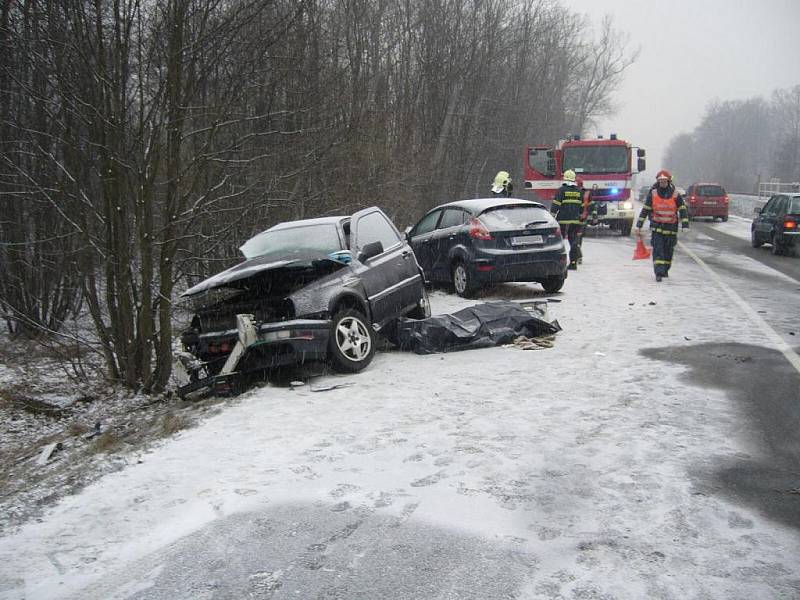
[183,318,332,374]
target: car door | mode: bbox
[407,209,442,278]
[351,207,423,327]
[765,196,786,239]
[430,207,469,281]
[773,196,789,239]
[756,196,777,239]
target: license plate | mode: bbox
[703,201,718,205]
[511,235,543,246]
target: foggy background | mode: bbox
[567,0,800,188]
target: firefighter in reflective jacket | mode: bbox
[635,169,689,281]
[551,169,583,270]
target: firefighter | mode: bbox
[490,171,513,197]
[635,169,689,282]
[550,169,583,270]
[575,180,599,264]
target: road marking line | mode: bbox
[679,240,800,375]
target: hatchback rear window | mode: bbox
[790,198,800,213]
[479,206,552,229]
[696,185,725,196]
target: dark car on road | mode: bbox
[406,198,569,297]
[751,193,800,256]
[178,207,430,383]
[686,182,729,221]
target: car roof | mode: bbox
[428,197,545,213]
[267,216,347,231]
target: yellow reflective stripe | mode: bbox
[558,220,583,224]
[654,259,672,265]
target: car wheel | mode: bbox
[721,215,728,222]
[406,285,431,320]
[620,221,632,236]
[328,308,376,373]
[452,261,475,298]
[541,275,565,293]
[751,228,762,248]
[770,232,783,256]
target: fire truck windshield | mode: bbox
[562,146,628,174]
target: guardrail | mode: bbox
[728,194,763,219]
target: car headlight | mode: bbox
[622,201,633,210]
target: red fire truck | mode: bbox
[523,134,646,236]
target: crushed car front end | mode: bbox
[177,253,359,381]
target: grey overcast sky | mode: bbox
[565,0,800,185]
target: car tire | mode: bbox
[541,276,565,293]
[771,232,783,256]
[406,285,431,320]
[751,228,762,248]
[620,221,632,236]
[452,261,476,298]
[328,308,376,373]
[721,215,728,222]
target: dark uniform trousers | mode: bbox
[651,229,677,276]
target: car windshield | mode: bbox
[239,223,343,260]
[479,205,552,229]
[697,185,725,196]
[562,146,628,174]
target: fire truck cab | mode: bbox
[524,134,646,236]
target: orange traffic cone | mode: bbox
[632,234,651,260]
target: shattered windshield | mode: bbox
[239,223,343,260]
[562,146,628,174]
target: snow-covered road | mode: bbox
[1,223,799,600]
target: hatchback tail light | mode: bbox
[690,195,697,203]
[783,217,797,231]
[469,217,492,240]
[723,195,729,203]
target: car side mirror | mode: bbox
[637,158,646,172]
[358,240,384,262]
[404,226,413,241]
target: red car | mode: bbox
[685,183,729,221]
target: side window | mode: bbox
[776,196,788,215]
[439,208,466,229]
[763,197,777,214]
[412,210,441,236]
[355,210,401,253]
[528,148,550,174]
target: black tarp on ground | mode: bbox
[395,300,562,355]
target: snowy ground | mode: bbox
[1,215,799,599]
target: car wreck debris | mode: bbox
[394,300,561,355]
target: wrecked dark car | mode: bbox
[177,207,430,395]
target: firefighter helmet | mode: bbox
[655,169,672,181]
[563,169,576,183]
[491,170,511,194]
